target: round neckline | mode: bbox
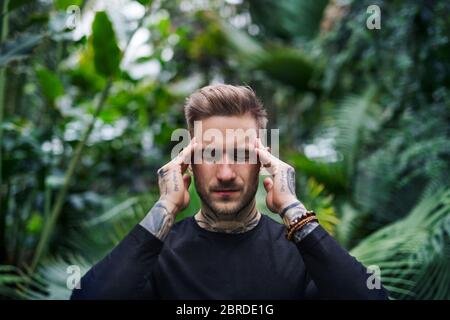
[190,212,267,240]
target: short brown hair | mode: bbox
[184,84,268,132]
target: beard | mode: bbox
[194,174,259,220]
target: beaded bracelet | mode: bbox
[285,211,318,241]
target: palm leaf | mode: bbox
[0,265,32,298]
[0,33,44,67]
[247,0,329,41]
[220,21,319,92]
[350,189,450,299]
[331,88,380,177]
[353,107,450,226]
[7,193,160,300]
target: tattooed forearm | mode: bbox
[157,168,168,177]
[287,167,296,195]
[139,201,174,241]
[172,171,179,192]
[280,167,296,196]
[280,201,307,225]
[280,169,286,192]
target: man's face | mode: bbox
[191,114,260,218]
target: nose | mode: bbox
[215,155,236,182]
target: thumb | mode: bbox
[182,174,191,210]
[263,177,276,213]
[183,174,192,190]
[263,177,273,193]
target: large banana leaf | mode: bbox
[220,21,319,92]
[247,0,329,41]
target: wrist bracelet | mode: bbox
[285,211,318,241]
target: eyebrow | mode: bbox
[200,147,251,151]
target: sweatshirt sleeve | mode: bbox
[298,225,389,300]
[70,224,163,300]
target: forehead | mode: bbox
[193,114,259,148]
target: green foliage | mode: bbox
[351,189,450,299]
[248,0,329,41]
[91,11,121,78]
[189,11,227,61]
[176,178,201,222]
[286,152,347,194]
[256,48,316,91]
[54,0,83,11]
[354,106,450,227]
[0,33,43,67]
[0,265,33,298]
[300,178,339,235]
[220,21,318,92]
[136,0,153,6]
[331,88,380,178]
[8,0,33,12]
[35,65,64,101]
[70,41,106,91]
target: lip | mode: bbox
[212,190,240,196]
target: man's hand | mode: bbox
[254,138,300,214]
[157,137,197,216]
[140,138,197,240]
[255,138,319,241]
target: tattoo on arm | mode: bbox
[280,170,286,192]
[280,201,306,219]
[172,171,179,192]
[158,168,169,195]
[287,167,296,195]
[139,201,174,241]
[157,168,168,177]
[280,201,301,218]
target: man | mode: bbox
[71,84,388,300]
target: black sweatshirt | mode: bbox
[71,214,388,300]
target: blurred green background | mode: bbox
[0,0,449,299]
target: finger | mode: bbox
[183,188,190,209]
[255,138,274,164]
[255,140,276,174]
[183,173,191,190]
[175,137,197,171]
[263,179,275,213]
[263,177,273,192]
[157,166,169,178]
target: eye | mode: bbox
[233,149,250,163]
[203,148,219,163]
